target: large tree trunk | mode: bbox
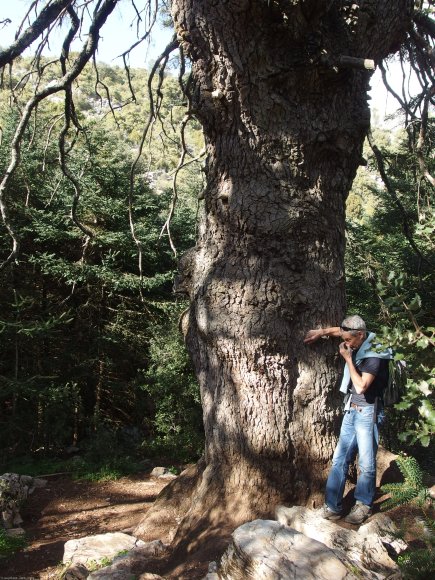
[136,0,411,551]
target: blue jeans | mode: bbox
[325,406,383,512]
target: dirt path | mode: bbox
[1,473,170,579]
[1,471,427,579]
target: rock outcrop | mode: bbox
[62,533,166,579]
[0,472,47,529]
[205,506,406,579]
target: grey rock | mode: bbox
[219,519,360,579]
[31,477,48,489]
[86,540,166,579]
[359,513,408,557]
[150,467,170,477]
[276,505,402,578]
[5,527,25,537]
[63,532,142,566]
[0,472,46,529]
[158,473,177,480]
[64,562,90,579]
[88,573,134,580]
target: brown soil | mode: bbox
[0,473,179,579]
[0,472,429,580]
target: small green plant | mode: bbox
[58,561,71,579]
[73,464,124,482]
[397,548,435,580]
[381,455,430,511]
[381,455,434,580]
[345,562,363,577]
[70,455,142,482]
[0,529,27,559]
[86,556,113,572]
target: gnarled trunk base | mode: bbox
[133,448,401,575]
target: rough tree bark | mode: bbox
[135,0,413,546]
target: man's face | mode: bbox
[340,330,365,350]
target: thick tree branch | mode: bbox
[0,0,73,68]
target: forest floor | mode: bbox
[0,471,429,580]
[0,472,196,579]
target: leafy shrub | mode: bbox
[398,549,435,580]
[381,456,434,580]
[381,455,430,511]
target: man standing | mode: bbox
[304,315,390,525]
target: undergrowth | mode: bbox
[381,455,434,579]
[0,529,27,559]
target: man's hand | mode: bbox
[304,329,323,344]
[339,341,353,362]
[339,341,376,394]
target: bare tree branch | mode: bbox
[92,55,122,125]
[116,0,158,103]
[410,26,435,68]
[127,34,178,292]
[116,0,158,64]
[160,127,205,256]
[159,113,190,256]
[41,113,65,171]
[0,0,73,68]
[0,0,120,269]
[415,87,435,188]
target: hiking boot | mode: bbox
[319,504,342,521]
[344,501,372,525]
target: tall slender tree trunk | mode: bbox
[136,0,412,547]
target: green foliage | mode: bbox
[0,56,202,464]
[346,125,434,456]
[2,453,141,484]
[374,274,434,449]
[72,463,130,482]
[381,456,434,579]
[140,303,204,461]
[70,425,143,481]
[373,271,435,449]
[381,456,429,510]
[1,456,71,478]
[62,548,129,575]
[397,549,435,580]
[84,556,114,572]
[0,529,27,559]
